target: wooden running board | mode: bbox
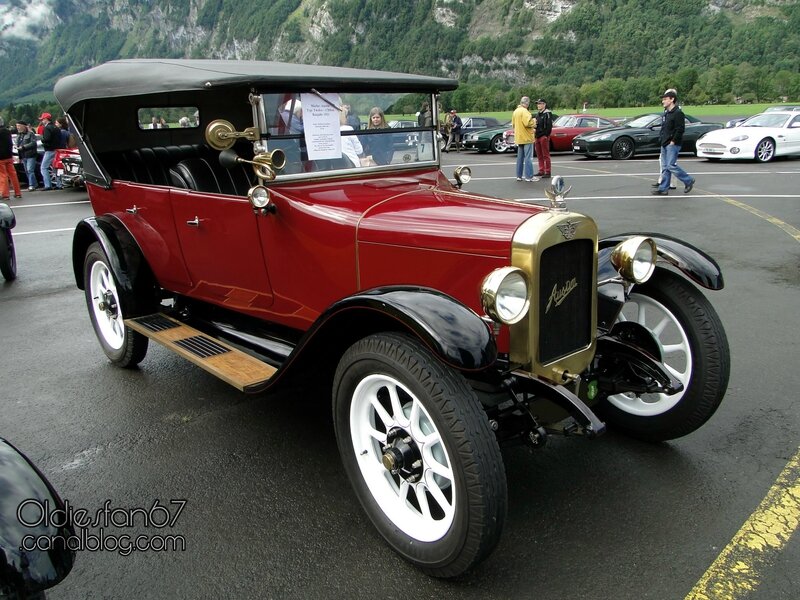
[125,313,277,392]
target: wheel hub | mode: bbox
[98,290,118,317]
[381,427,423,482]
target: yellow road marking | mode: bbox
[686,448,800,599]
[721,197,800,242]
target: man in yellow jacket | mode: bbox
[512,96,537,181]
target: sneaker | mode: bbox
[516,177,523,181]
[541,173,551,178]
[525,177,540,182]
[684,179,695,194]
[14,195,22,199]
[651,189,669,196]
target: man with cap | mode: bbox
[38,112,58,191]
[534,98,553,178]
[444,109,463,152]
[651,90,695,195]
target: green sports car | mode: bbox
[462,122,512,153]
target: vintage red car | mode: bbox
[56,60,729,577]
[504,113,616,152]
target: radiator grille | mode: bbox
[537,239,593,364]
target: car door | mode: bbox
[784,115,800,154]
[636,116,663,154]
[170,189,274,312]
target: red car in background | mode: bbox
[504,114,616,152]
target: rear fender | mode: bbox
[72,216,151,292]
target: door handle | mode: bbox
[186,216,200,227]
[125,205,138,215]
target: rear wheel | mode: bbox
[83,242,150,367]
[596,269,730,441]
[333,332,506,577]
[611,137,635,160]
[0,229,16,281]
[755,138,775,162]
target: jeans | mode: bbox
[41,150,56,189]
[659,143,692,191]
[23,157,38,188]
[516,143,534,179]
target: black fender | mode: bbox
[599,233,724,290]
[268,286,498,391]
[0,437,75,596]
[0,202,15,229]
[72,215,153,293]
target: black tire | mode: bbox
[611,137,635,160]
[489,134,506,154]
[595,269,730,442]
[0,228,17,281]
[83,242,150,367]
[333,332,506,578]
[755,138,775,162]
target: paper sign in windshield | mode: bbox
[301,93,342,160]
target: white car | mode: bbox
[697,111,800,162]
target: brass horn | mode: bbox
[205,119,260,151]
[219,148,286,181]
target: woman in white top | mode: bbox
[340,108,363,168]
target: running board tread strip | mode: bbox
[125,313,276,392]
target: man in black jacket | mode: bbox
[534,98,553,177]
[39,112,58,191]
[651,90,695,195]
[15,121,39,190]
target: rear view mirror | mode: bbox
[0,437,75,596]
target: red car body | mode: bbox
[504,114,616,152]
[55,60,728,579]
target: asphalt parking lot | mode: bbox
[2,150,799,599]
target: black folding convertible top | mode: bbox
[54,59,459,112]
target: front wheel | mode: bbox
[333,333,506,578]
[490,134,507,154]
[83,242,150,367]
[755,138,775,162]
[0,228,17,281]
[596,269,730,441]
[611,137,635,160]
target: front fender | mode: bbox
[311,287,497,371]
[72,216,150,293]
[0,202,15,229]
[600,233,724,290]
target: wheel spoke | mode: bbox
[366,426,387,444]
[651,314,670,337]
[425,476,455,518]
[423,448,453,482]
[387,383,408,426]
[369,396,394,429]
[414,484,432,519]
[662,342,687,357]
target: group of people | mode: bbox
[0,112,75,200]
[512,96,553,182]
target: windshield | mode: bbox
[554,116,576,127]
[741,113,791,128]
[625,115,659,128]
[260,91,438,177]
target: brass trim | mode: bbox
[510,211,598,383]
[205,119,260,151]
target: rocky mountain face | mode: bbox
[0,0,794,105]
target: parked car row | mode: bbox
[10,133,84,189]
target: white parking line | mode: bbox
[14,228,75,236]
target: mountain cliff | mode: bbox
[1,0,798,106]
